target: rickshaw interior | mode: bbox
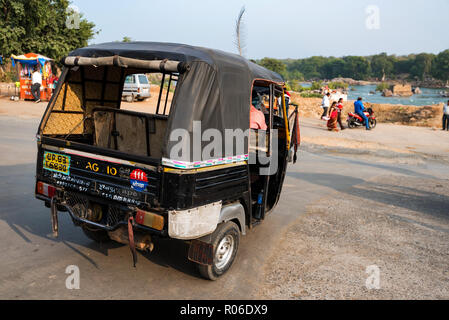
[41,65,178,160]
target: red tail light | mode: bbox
[37,181,56,198]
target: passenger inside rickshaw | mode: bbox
[249,83,288,220]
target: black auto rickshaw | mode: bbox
[35,42,301,280]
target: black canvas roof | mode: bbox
[68,42,285,162]
[69,42,284,83]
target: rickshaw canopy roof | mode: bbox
[67,42,285,163]
[68,42,284,83]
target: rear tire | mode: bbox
[197,221,240,281]
[370,119,377,129]
[347,119,356,129]
[82,226,111,243]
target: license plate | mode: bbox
[43,152,71,175]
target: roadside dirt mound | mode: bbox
[290,93,443,128]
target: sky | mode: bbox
[71,0,449,59]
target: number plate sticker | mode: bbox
[43,152,71,175]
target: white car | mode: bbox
[122,74,151,102]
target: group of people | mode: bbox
[321,92,345,131]
[321,93,372,131]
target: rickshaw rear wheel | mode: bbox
[82,226,111,243]
[197,221,240,281]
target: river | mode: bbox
[301,83,448,106]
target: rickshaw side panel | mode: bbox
[161,165,250,210]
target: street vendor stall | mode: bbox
[11,53,55,101]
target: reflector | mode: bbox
[37,181,56,198]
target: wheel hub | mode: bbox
[215,235,234,269]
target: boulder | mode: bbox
[382,89,393,97]
[392,84,413,97]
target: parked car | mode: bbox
[122,73,151,102]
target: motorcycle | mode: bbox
[347,108,377,129]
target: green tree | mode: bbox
[432,50,449,81]
[371,53,395,79]
[342,56,371,80]
[321,58,345,79]
[258,57,287,76]
[0,0,97,62]
[122,36,132,42]
[410,53,435,80]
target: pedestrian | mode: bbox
[443,100,449,131]
[327,102,339,131]
[336,98,345,130]
[31,66,42,103]
[321,92,331,120]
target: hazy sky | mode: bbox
[72,0,449,59]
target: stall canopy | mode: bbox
[11,53,52,67]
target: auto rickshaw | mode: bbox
[35,42,301,280]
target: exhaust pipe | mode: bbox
[108,226,154,253]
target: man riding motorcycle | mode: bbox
[354,97,371,130]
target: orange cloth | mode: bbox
[250,105,267,130]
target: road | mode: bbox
[0,115,448,299]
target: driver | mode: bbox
[354,97,371,130]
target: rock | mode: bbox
[382,89,393,97]
[413,87,422,94]
[392,84,413,97]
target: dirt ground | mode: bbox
[0,85,171,119]
[259,174,449,299]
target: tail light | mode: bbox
[37,181,56,198]
[136,209,164,231]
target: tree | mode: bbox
[410,53,435,80]
[432,50,449,81]
[342,56,371,80]
[371,53,394,80]
[259,58,287,76]
[321,58,345,79]
[0,0,97,62]
[122,36,132,42]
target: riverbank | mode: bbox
[290,93,444,128]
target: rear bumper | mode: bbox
[35,193,166,236]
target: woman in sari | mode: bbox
[327,102,339,132]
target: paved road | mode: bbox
[0,116,447,299]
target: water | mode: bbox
[348,85,447,106]
[300,83,448,106]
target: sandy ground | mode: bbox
[300,117,449,165]
[259,174,449,299]
[0,97,448,300]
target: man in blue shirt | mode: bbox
[354,97,370,130]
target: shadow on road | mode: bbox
[0,163,201,278]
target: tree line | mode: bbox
[258,51,449,82]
